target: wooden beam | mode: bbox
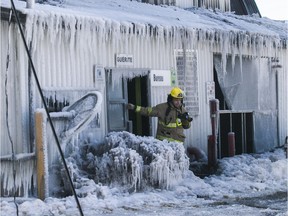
[35,110,48,200]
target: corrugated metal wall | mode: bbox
[0,21,30,155]
[1,20,35,197]
[185,43,214,152]
[24,13,217,154]
[277,49,288,144]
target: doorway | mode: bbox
[127,76,150,136]
[213,55,255,158]
[106,68,150,136]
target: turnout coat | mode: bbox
[135,102,191,143]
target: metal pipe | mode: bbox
[0,153,35,162]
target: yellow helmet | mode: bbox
[170,87,184,99]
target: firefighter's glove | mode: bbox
[178,112,193,122]
[127,103,135,110]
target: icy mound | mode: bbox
[61,131,190,195]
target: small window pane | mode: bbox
[109,81,124,99]
[108,104,125,130]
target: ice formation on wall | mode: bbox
[0,159,36,197]
[61,91,103,143]
[58,131,189,195]
[19,2,287,104]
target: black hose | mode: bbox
[9,1,84,215]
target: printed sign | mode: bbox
[170,68,178,86]
[94,65,104,81]
[115,54,133,67]
[150,70,171,86]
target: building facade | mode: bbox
[1,0,287,197]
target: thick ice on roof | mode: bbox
[2,0,287,45]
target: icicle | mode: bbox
[1,159,35,197]
[92,132,189,191]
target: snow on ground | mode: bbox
[0,132,287,216]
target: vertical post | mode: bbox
[210,99,218,136]
[35,109,48,200]
[208,135,217,167]
[208,99,219,167]
[135,77,142,135]
[228,132,235,157]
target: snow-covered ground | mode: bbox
[1,132,287,216]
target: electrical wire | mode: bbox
[4,8,19,216]
[9,1,84,215]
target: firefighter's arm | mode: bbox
[126,103,158,117]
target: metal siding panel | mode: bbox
[0,21,9,154]
[277,50,288,144]
[0,21,30,155]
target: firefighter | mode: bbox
[127,87,192,144]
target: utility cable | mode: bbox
[4,8,19,216]
[9,1,84,215]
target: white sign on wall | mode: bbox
[94,65,104,81]
[115,54,133,67]
[150,70,171,86]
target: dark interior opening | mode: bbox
[127,75,150,136]
[213,66,254,158]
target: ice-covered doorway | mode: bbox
[213,54,278,157]
[127,75,150,136]
[105,68,150,134]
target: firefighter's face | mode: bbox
[172,98,182,108]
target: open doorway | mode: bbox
[106,68,150,136]
[127,75,150,136]
[213,55,255,158]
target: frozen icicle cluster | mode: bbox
[0,160,36,197]
[92,131,190,191]
[57,131,189,195]
[95,142,143,192]
[20,0,286,94]
[61,91,103,143]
